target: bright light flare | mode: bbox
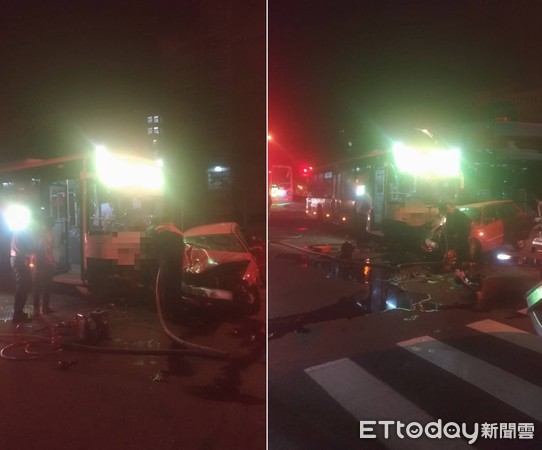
[497,253,512,261]
[4,204,31,231]
[95,147,164,191]
[270,186,286,198]
[393,143,461,177]
[385,298,397,310]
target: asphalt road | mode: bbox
[268,203,542,450]
[0,276,266,450]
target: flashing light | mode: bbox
[526,281,542,337]
[393,142,461,177]
[270,186,286,198]
[212,166,226,173]
[526,282,542,310]
[301,166,313,176]
[385,298,397,310]
[497,253,512,261]
[4,204,31,231]
[356,185,366,197]
[95,146,164,191]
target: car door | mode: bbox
[496,202,531,245]
[495,203,517,245]
[237,226,265,277]
[509,202,536,241]
[481,204,504,250]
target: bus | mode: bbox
[269,164,294,203]
[306,128,462,238]
[306,121,542,240]
[0,147,164,296]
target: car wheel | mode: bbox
[468,238,482,262]
[513,239,526,250]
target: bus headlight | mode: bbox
[4,204,31,231]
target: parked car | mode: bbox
[423,200,536,261]
[181,222,264,315]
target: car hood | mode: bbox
[184,244,252,274]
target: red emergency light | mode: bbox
[301,166,313,176]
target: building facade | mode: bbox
[157,0,266,229]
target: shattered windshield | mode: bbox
[459,207,481,223]
[185,233,246,253]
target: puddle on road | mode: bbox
[271,237,542,340]
[268,296,368,340]
[268,277,437,340]
[270,246,451,340]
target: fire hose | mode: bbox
[0,268,229,361]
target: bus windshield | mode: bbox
[88,180,162,233]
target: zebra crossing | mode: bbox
[305,313,542,448]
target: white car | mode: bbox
[182,222,264,315]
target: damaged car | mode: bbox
[181,222,264,315]
[423,200,536,261]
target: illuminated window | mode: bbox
[207,165,231,190]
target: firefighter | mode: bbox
[10,221,36,324]
[32,215,56,316]
[438,202,472,270]
[152,217,184,320]
[354,192,372,243]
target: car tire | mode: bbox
[513,240,526,250]
[468,238,482,262]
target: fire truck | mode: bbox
[0,147,164,297]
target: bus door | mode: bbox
[372,168,386,231]
[49,180,81,274]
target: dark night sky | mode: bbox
[0,0,196,159]
[269,0,542,166]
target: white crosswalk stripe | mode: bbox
[466,319,542,354]
[305,358,472,450]
[398,335,542,423]
[305,318,542,448]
